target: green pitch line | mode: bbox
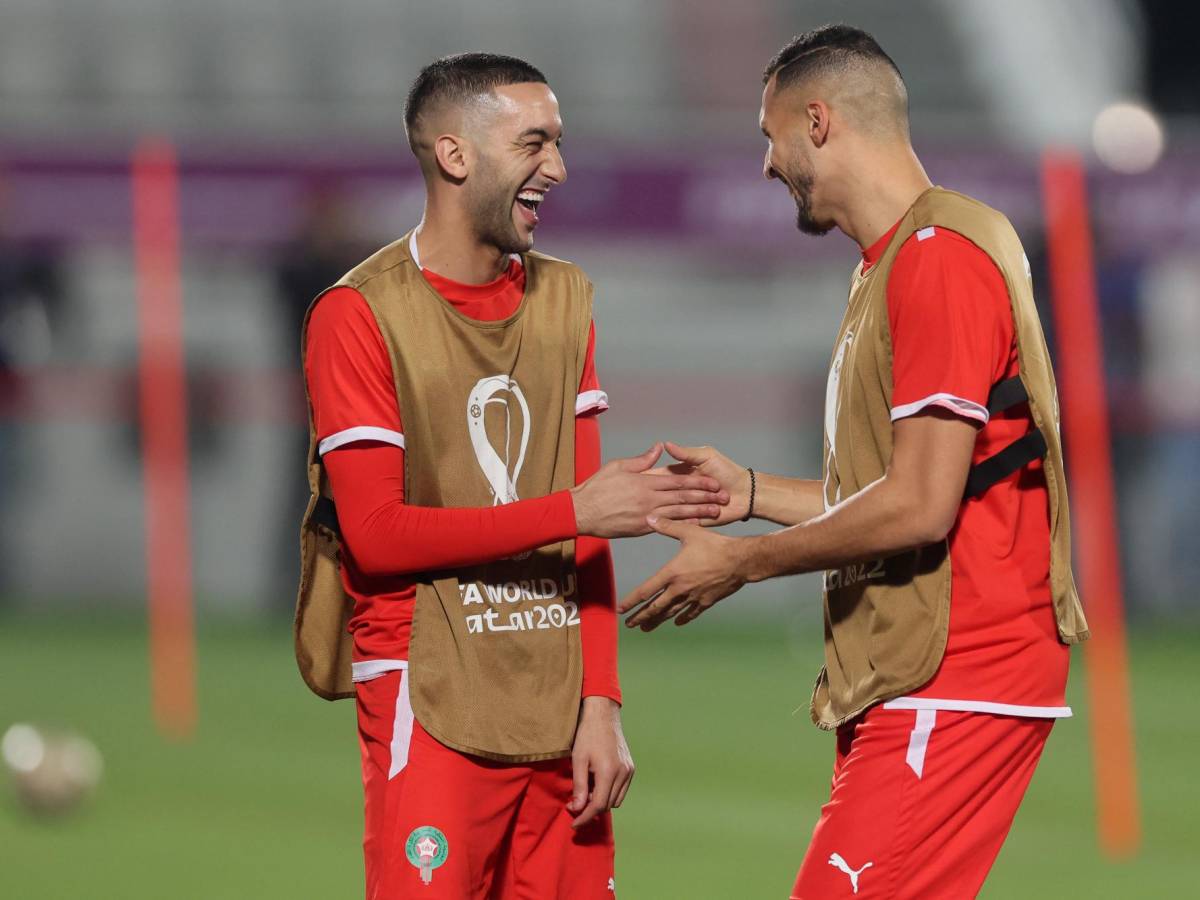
[0,611,1195,898]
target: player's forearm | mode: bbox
[360,496,576,576]
[753,473,826,526]
[738,472,947,583]
[577,535,621,703]
[325,445,577,577]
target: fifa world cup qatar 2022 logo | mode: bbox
[468,374,531,506]
[823,330,854,511]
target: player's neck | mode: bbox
[838,146,933,251]
[413,206,512,285]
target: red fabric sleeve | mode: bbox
[886,228,1014,426]
[580,324,600,393]
[575,323,609,415]
[305,287,406,446]
[575,385,620,701]
[322,445,578,575]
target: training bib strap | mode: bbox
[985,375,1028,415]
[963,429,1048,500]
[312,494,341,537]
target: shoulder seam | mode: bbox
[345,255,415,291]
[896,226,990,262]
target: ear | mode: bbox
[807,100,831,148]
[433,134,470,180]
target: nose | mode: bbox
[763,150,777,182]
[542,144,567,185]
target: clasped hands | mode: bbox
[571,440,754,633]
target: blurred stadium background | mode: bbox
[1,0,1197,896]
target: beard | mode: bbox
[783,164,833,237]
[466,155,532,255]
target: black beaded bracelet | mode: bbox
[742,467,757,522]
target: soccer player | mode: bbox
[293,53,729,899]
[618,26,1091,898]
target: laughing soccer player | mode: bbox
[293,53,728,899]
[619,26,1090,898]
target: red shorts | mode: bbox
[356,670,615,899]
[791,705,1054,899]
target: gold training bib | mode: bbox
[294,233,593,761]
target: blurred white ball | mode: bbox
[2,723,103,816]
[1092,102,1166,174]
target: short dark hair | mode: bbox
[404,53,547,148]
[763,24,903,89]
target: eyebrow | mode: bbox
[517,127,561,142]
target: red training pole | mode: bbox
[1041,150,1139,857]
[133,139,197,740]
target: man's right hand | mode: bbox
[656,442,828,527]
[649,442,752,526]
[571,443,729,538]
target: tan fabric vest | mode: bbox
[811,187,1090,730]
[294,231,592,762]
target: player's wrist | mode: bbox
[579,694,621,725]
[752,472,801,525]
[736,534,773,584]
[581,689,622,709]
[581,693,620,710]
[567,484,592,536]
[739,466,757,521]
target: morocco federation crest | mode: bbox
[405,825,449,885]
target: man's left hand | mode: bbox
[618,517,748,630]
[568,696,635,829]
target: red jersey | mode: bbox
[861,222,1070,716]
[304,246,619,701]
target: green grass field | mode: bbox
[1,612,1194,898]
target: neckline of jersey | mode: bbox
[406,229,531,330]
[860,218,904,274]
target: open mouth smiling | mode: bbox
[516,189,544,213]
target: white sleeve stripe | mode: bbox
[575,389,609,415]
[890,393,988,424]
[319,426,406,456]
[351,659,408,683]
[883,697,1073,718]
